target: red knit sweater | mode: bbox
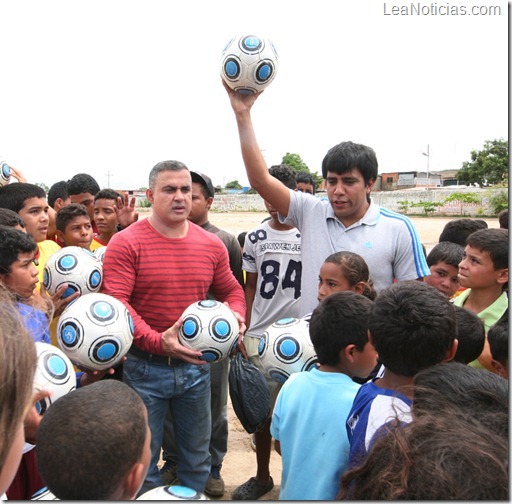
[101,219,246,354]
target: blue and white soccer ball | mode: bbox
[178,300,239,362]
[0,159,11,187]
[43,246,102,298]
[137,485,208,500]
[31,486,59,500]
[34,342,76,415]
[93,245,108,264]
[258,317,318,383]
[220,34,278,94]
[57,293,134,371]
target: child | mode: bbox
[295,171,315,195]
[0,293,38,498]
[487,312,508,378]
[67,173,101,233]
[452,305,485,365]
[55,202,94,249]
[339,412,508,500]
[0,207,26,230]
[438,218,488,246]
[318,251,377,303]
[424,241,464,298]
[91,188,122,249]
[36,380,151,500]
[346,281,458,467]
[233,164,301,501]
[270,291,377,500]
[454,228,508,371]
[0,183,61,285]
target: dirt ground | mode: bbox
[168,212,500,500]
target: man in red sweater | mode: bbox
[101,160,246,496]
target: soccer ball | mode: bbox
[33,342,76,415]
[57,293,134,371]
[220,34,278,94]
[179,300,239,362]
[0,159,10,186]
[43,246,103,298]
[31,486,59,500]
[137,485,208,500]
[258,317,318,383]
[93,245,108,264]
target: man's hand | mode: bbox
[223,302,248,359]
[79,357,127,386]
[115,193,139,229]
[9,165,27,183]
[161,317,207,365]
[222,79,262,115]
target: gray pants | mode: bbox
[162,358,229,467]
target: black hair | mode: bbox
[438,218,488,246]
[0,225,38,274]
[498,209,508,229]
[426,241,464,269]
[321,141,378,185]
[368,281,456,376]
[56,203,90,232]
[0,183,46,213]
[487,310,508,366]
[452,306,485,364]
[309,291,373,366]
[67,173,100,197]
[237,231,247,249]
[295,171,316,194]
[465,228,508,270]
[47,181,69,209]
[36,380,148,500]
[413,361,508,439]
[0,208,26,228]
[269,164,297,190]
[94,188,122,202]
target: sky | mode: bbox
[0,0,508,190]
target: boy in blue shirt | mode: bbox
[346,281,458,468]
[270,291,377,500]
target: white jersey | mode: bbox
[243,221,302,338]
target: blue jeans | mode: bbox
[123,353,212,495]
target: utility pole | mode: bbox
[422,145,430,189]
[106,171,114,188]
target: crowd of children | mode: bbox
[0,161,508,501]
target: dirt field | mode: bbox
[167,212,500,500]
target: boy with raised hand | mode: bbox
[36,380,151,500]
[454,228,508,371]
[346,281,458,468]
[270,291,377,500]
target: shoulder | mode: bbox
[38,240,61,256]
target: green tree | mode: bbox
[457,139,508,187]
[35,182,49,192]
[444,192,482,216]
[225,179,242,190]
[411,201,443,216]
[281,152,322,190]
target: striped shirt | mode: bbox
[101,219,246,354]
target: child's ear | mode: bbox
[367,330,374,346]
[491,359,508,379]
[121,461,146,500]
[443,338,458,362]
[55,230,65,246]
[496,268,508,285]
[352,282,365,296]
[343,344,357,363]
